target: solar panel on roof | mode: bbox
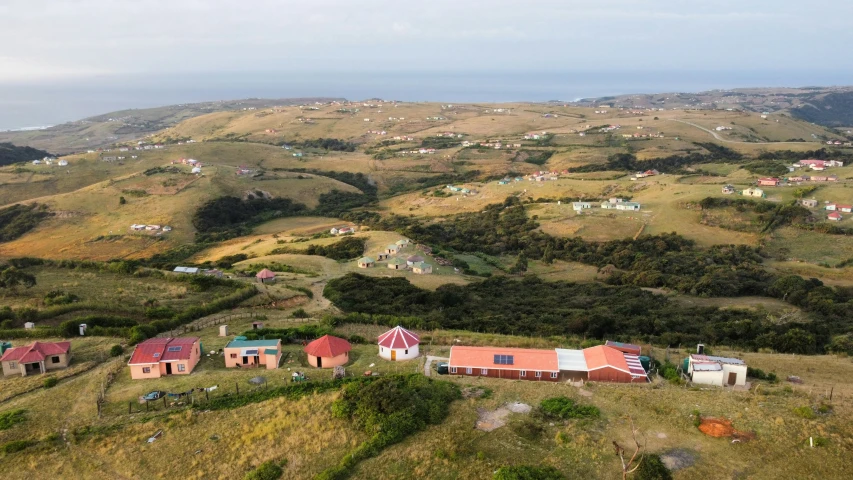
[245,349,258,355]
[493,354,514,365]
[167,346,182,352]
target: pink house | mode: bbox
[128,337,201,379]
[758,177,780,186]
[224,339,282,369]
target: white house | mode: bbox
[58,160,68,166]
[616,202,641,211]
[572,202,593,211]
[191,167,202,174]
[377,326,420,361]
[688,354,747,387]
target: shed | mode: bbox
[304,335,351,368]
[377,326,420,361]
[688,354,747,387]
[385,244,400,255]
[256,269,276,283]
[24,322,35,330]
[387,257,407,270]
[582,345,646,383]
[411,262,432,274]
[357,257,375,268]
[219,325,229,337]
[251,321,264,330]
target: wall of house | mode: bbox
[587,367,634,383]
[224,348,256,368]
[264,352,280,370]
[307,352,349,368]
[1,361,21,376]
[130,363,162,379]
[379,344,420,361]
[44,353,71,371]
[690,370,723,386]
[558,370,589,382]
[448,366,560,382]
[722,364,747,386]
[161,360,194,375]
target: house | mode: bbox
[828,212,843,222]
[411,262,433,274]
[616,202,641,211]
[223,338,282,370]
[304,335,351,368]
[130,224,146,231]
[406,255,424,266]
[376,253,389,261]
[385,244,400,255]
[687,353,747,387]
[173,266,199,274]
[758,178,780,187]
[58,160,68,166]
[1,341,72,377]
[127,338,201,379]
[191,167,201,174]
[256,269,276,283]
[387,257,407,270]
[378,326,420,361]
[448,346,560,381]
[583,345,647,383]
[722,185,735,194]
[357,257,375,268]
[572,202,593,212]
[841,205,853,213]
[555,349,589,382]
[145,225,160,231]
[162,226,172,232]
[743,187,765,198]
[799,199,819,208]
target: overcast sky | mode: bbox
[1,0,851,83]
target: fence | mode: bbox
[156,311,262,338]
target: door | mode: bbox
[391,350,397,361]
[727,372,737,386]
[317,357,322,368]
[254,355,260,366]
[242,356,248,365]
[165,363,172,375]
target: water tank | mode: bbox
[639,356,651,372]
[682,357,690,373]
[0,341,12,355]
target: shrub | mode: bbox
[109,345,124,357]
[793,406,816,419]
[539,397,600,420]
[0,409,26,430]
[43,290,80,306]
[43,377,58,388]
[292,308,309,319]
[493,465,565,479]
[634,454,673,480]
[244,460,285,480]
[1,440,36,454]
[348,335,367,344]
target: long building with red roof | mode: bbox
[1,341,72,377]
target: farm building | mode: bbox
[687,354,747,387]
[387,257,407,270]
[304,335,351,368]
[828,212,843,222]
[385,244,400,255]
[604,340,641,356]
[615,202,641,211]
[583,345,647,383]
[799,199,819,208]
[377,326,420,361]
[448,346,560,381]
[173,266,199,274]
[555,348,588,382]
[411,262,433,274]
[256,269,276,283]
[406,255,424,266]
[1,341,72,377]
[395,239,409,247]
[743,187,764,198]
[758,177,780,187]
[722,185,735,194]
[572,202,593,211]
[377,253,389,261]
[224,338,282,370]
[128,338,201,379]
[357,257,375,268]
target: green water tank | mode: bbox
[0,341,11,355]
[682,357,689,372]
[639,356,651,372]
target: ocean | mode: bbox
[0,69,850,131]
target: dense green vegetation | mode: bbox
[270,236,365,261]
[516,150,554,166]
[243,460,284,480]
[742,159,790,177]
[280,169,377,198]
[0,204,51,243]
[569,143,742,174]
[0,142,52,167]
[192,196,308,242]
[698,197,812,233]
[296,138,357,152]
[791,91,853,127]
[539,397,600,420]
[635,454,673,480]
[493,465,565,480]
[319,375,460,480]
[0,410,26,431]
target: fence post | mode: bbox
[129,401,132,414]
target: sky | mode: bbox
[2,0,852,84]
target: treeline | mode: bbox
[293,138,357,152]
[0,142,52,167]
[192,196,308,242]
[569,143,742,173]
[270,236,366,261]
[324,274,831,354]
[278,169,378,198]
[0,204,51,242]
[755,147,852,161]
[699,197,812,233]
[516,150,554,166]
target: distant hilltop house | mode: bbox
[826,203,853,213]
[722,185,735,194]
[58,159,68,166]
[799,199,819,208]
[757,177,780,187]
[330,226,354,235]
[634,169,659,178]
[1,341,72,377]
[742,187,765,198]
[828,212,843,222]
[615,202,641,211]
[357,257,375,268]
[411,262,432,274]
[173,266,199,274]
[600,198,626,209]
[572,201,593,212]
[796,159,843,170]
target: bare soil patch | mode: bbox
[475,402,532,432]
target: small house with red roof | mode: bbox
[256,269,276,283]
[583,345,647,383]
[378,326,420,361]
[1,341,72,377]
[127,337,201,379]
[304,335,351,368]
[448,346,560,381]
[828,212,843,222]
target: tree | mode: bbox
[613,416,646,480]
[119,196,127,205]
[0,266,36,293]
[634,454,672,480]
[511,252,528,274]
[542,245,555,265]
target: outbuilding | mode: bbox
[583,345,647,383]
[406,255,424,266]
[688,354,747,387]
[378,326,420,361]
[385,244,400,255]
[411,262,432,274]
[357,257,375,268]
[256,268,276,283]
[304,335,351,368]
[387,257,407,270]
[224,338,282,370]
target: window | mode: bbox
[9,362,16,369]
[550,372,558,379]
[51,356,60,363]
[142,367,151,374]
[520,370,526,377]
[481,368,488,375]
[466,368,472,374]
[404,349,408,355]
[535,371,542,378]
[177,364,186,372]
[450,367,457,374]
[167,346,182,352]
[153,353,160,358]
[380,347,383,352]
[493,354,514,365]
[230,353,237,359]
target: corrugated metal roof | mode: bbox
[555,349,588,371]
[623,353,648,377]
[450,346,559,372]
[693,362,723,372]
[225,339,280,349]
[691,354,745,365]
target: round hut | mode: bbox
[256,269,276,283]
[406,255,424,266]
[304,335,351,368]
[378,326,420,361]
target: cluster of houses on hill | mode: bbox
[31,156,68,166]
[631,169,660,180]
[357,239,434,274]
[171,158,203,174]
[446,185,478,195]
[130,224,172,233]
[330,226,356,235]
[825,202,853,222]
[478,141,523,149]
[573,198,641,213]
